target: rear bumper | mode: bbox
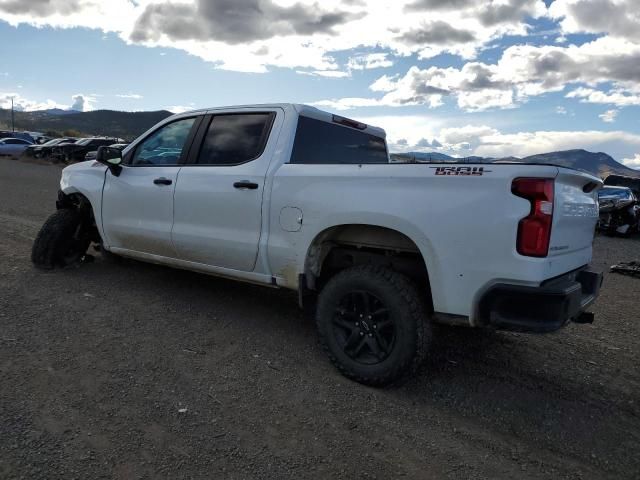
[479,267,603,333]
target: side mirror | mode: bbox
[96,146,123,176]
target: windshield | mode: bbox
[76,138,93,146]
[42,139,61,146]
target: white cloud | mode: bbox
[355,114,640,161]
[0,92,67,111]
[566,87,640,106]
[0,0,548,73]
[296,70,350,78]
[70,94,95,112]
[550,0,640,43]
[599,109,618,123]
[473,130,640,159]
[622,154,640,170]
[312,97,385,110]
[347,53,393,70]
[116,93,144,99]
[369,75,399,93]
[357,114,444,148]
[0,0,135,33]
[556,106,567,114]
[165,105,196,113]
[315,34,640,111]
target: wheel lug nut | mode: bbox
[373,325,377,329]
[359,314,363,318]
[360,332,364,336]
[355,322,359,326]
[368,333,373,337]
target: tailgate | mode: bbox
[549,169,601,258]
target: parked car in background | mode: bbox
[35,136,53,145]
[0,131,35,143]
[23,138,78,159]
[597,186,640,235]
[84,143,128,161]
[0,137,33,159]
[51,137,120,163]
[604,174,640,197]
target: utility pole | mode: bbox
[10,96,15,132]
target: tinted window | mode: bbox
[290,116,388,164]
[6,139,29,145]
[131,117,196,166]
[196,113,274,165]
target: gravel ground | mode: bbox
[1,159,639,479]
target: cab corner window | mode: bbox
[196,113,274,166]
[130,117,196,166]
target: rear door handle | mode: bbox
[233,181,259,190]
[153,177,172,186]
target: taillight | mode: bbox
[512,178,554,257]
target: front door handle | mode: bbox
[153,177,172,186]
[233,181,259,190]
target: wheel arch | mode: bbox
[57,188,103,244]
[302,223,435,311]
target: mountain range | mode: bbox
[391,150,640,179]
[0,108,173,141]
[1,107,638,178]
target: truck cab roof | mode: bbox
[171,103,387,139]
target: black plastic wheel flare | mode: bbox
[332,290,396,365]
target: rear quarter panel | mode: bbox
[268,163,590,321]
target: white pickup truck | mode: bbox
[31,103,603,385]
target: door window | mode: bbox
[195,113,274,165]
[130,117,196,166]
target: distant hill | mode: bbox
[391,152,456,162]
[391,149,639,179]
[517,150,639,178]
[0,108,173,141]
[43,108,78,116]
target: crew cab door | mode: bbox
[171,109,282,271]
[101,116,200,258]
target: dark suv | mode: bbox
[24,138,78,159]
[52,137,120,163]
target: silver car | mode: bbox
[0,138,33,159]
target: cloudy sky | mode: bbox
[0,0,638,166]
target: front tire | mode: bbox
[316,265,431,386]
[31,209,91,269]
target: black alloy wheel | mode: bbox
[332,290,395,365]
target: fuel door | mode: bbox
[279,206,303,232]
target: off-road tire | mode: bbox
[316,265,431,386]
[31,209,90,269]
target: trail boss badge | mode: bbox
[430,166,491,176]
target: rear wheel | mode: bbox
[31,209,91,269]
[316,265,431,386]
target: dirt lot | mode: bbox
[0,159,639,480]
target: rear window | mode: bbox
[290,115,388,164]
[195,113,275,165]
